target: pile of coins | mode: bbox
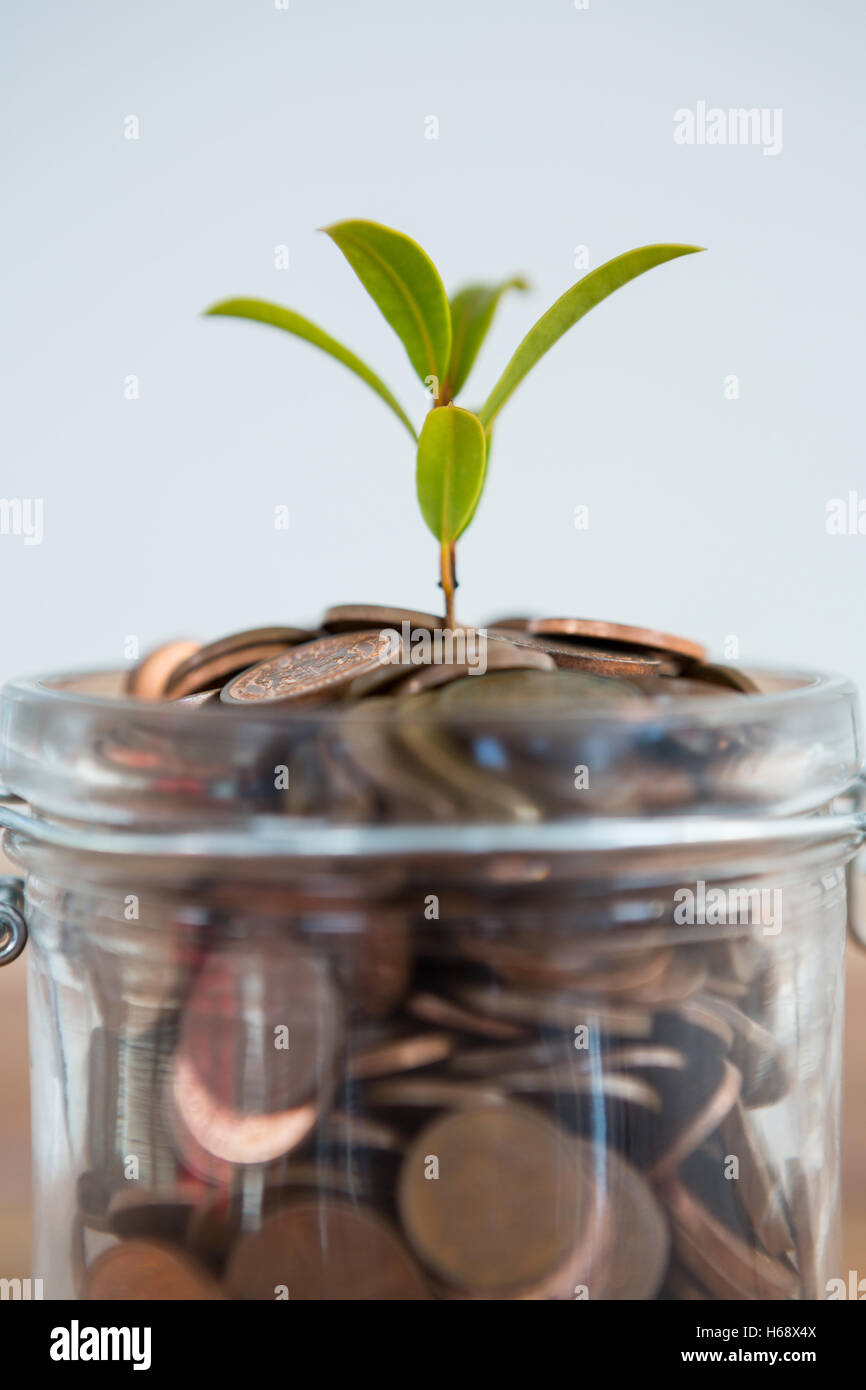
[66,608,821,1299]
[127,606,760,711]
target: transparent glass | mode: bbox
[1,666,861,1300]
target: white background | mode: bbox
[3,1,865,693]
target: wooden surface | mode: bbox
[2,944,865,1287]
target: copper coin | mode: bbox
[499,1069,662,1111]
[388,635,555,697]
[529,617,706,663]
[675,998,736,1051]
[650,1058,742,1180]
[626,949,708,1006]
[225,1198,430,1300]
[601,1043,688,1072]
[720,1102,791,1256]
[406,991,528,1040]
[456,935,673,991]
[451,1040,684,1085]
[664,1178,799,1299]
[127,640,200,699]
[397,692,541,822]
[398,1103,603,1298]
[484,616,532,630]
[106,1183,211,1243]
[448,1038,574,1077]
[679,661,761,695]
[166,626,311,699]
[84,1240,223,1300]
[453,982,654,1037]
[366,1077,506,1109]
[593,1150,669,1300]
[434,666,645,714]
[324,1111,405,1152]
[489,629,660,679]
[695,996,789,1108]
[347,1030,455,1081]
[171,1056,319,1166]
[322,603,448,632]
[173,689,221,707]
[171,945,341,1165]
[335,703,459,819]
[177,945,341,1110]
[221,630,401,706]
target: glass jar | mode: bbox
[0,664,862,1301]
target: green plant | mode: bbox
[206,221,703,624]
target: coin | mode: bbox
[499,1068,662,1111]
[106,1184,211,1243]
[127,640,200,699]
[448,1038,574,1077]
[592,1150,669,1300]
[221,630,402,706]
[397,692,542,822]
[720,1102,791,1256]
[679,662,761,695]
[166,627,312,699]
[84,1240,224,1299]
[171,1056,319,1167]
[489,629,661,679]
[651,1058,742,1179]
[171,945,341,1164]
[528,617,706,663]
[366,1077,507,1109]
[695,995,789,1108]
[334,702,460,819]
[435,665,645,713]
[323,1111,405,1152]
[484,616,532,630]
[346,1030,455,1080]
[406,991,528,1040]
[664,1178,799,1299]
[397,1103,604,1298]
[322,603,447,632]
[173,689,221,707]
[453,982,654,1037]
[387,634,555,697]
[225,1198,430,1299]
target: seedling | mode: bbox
[206,222,702,624]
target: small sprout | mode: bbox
[206,224,703,619]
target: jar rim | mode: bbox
[1,663,858,729]
[1,664,861,842]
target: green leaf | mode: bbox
[444,277,528,400]
[204,297,416,439]
[454,416,493,537]
[478,244,704,427]
[416,406,487,543]
[322,219,451,389]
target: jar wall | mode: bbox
[23,853,847,1301]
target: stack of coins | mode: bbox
[69,610,820,1298]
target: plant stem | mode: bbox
[440,540,456,627]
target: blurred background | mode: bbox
[2,0,865,1283]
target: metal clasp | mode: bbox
[0,875,27,965]
[843,777,866,948]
